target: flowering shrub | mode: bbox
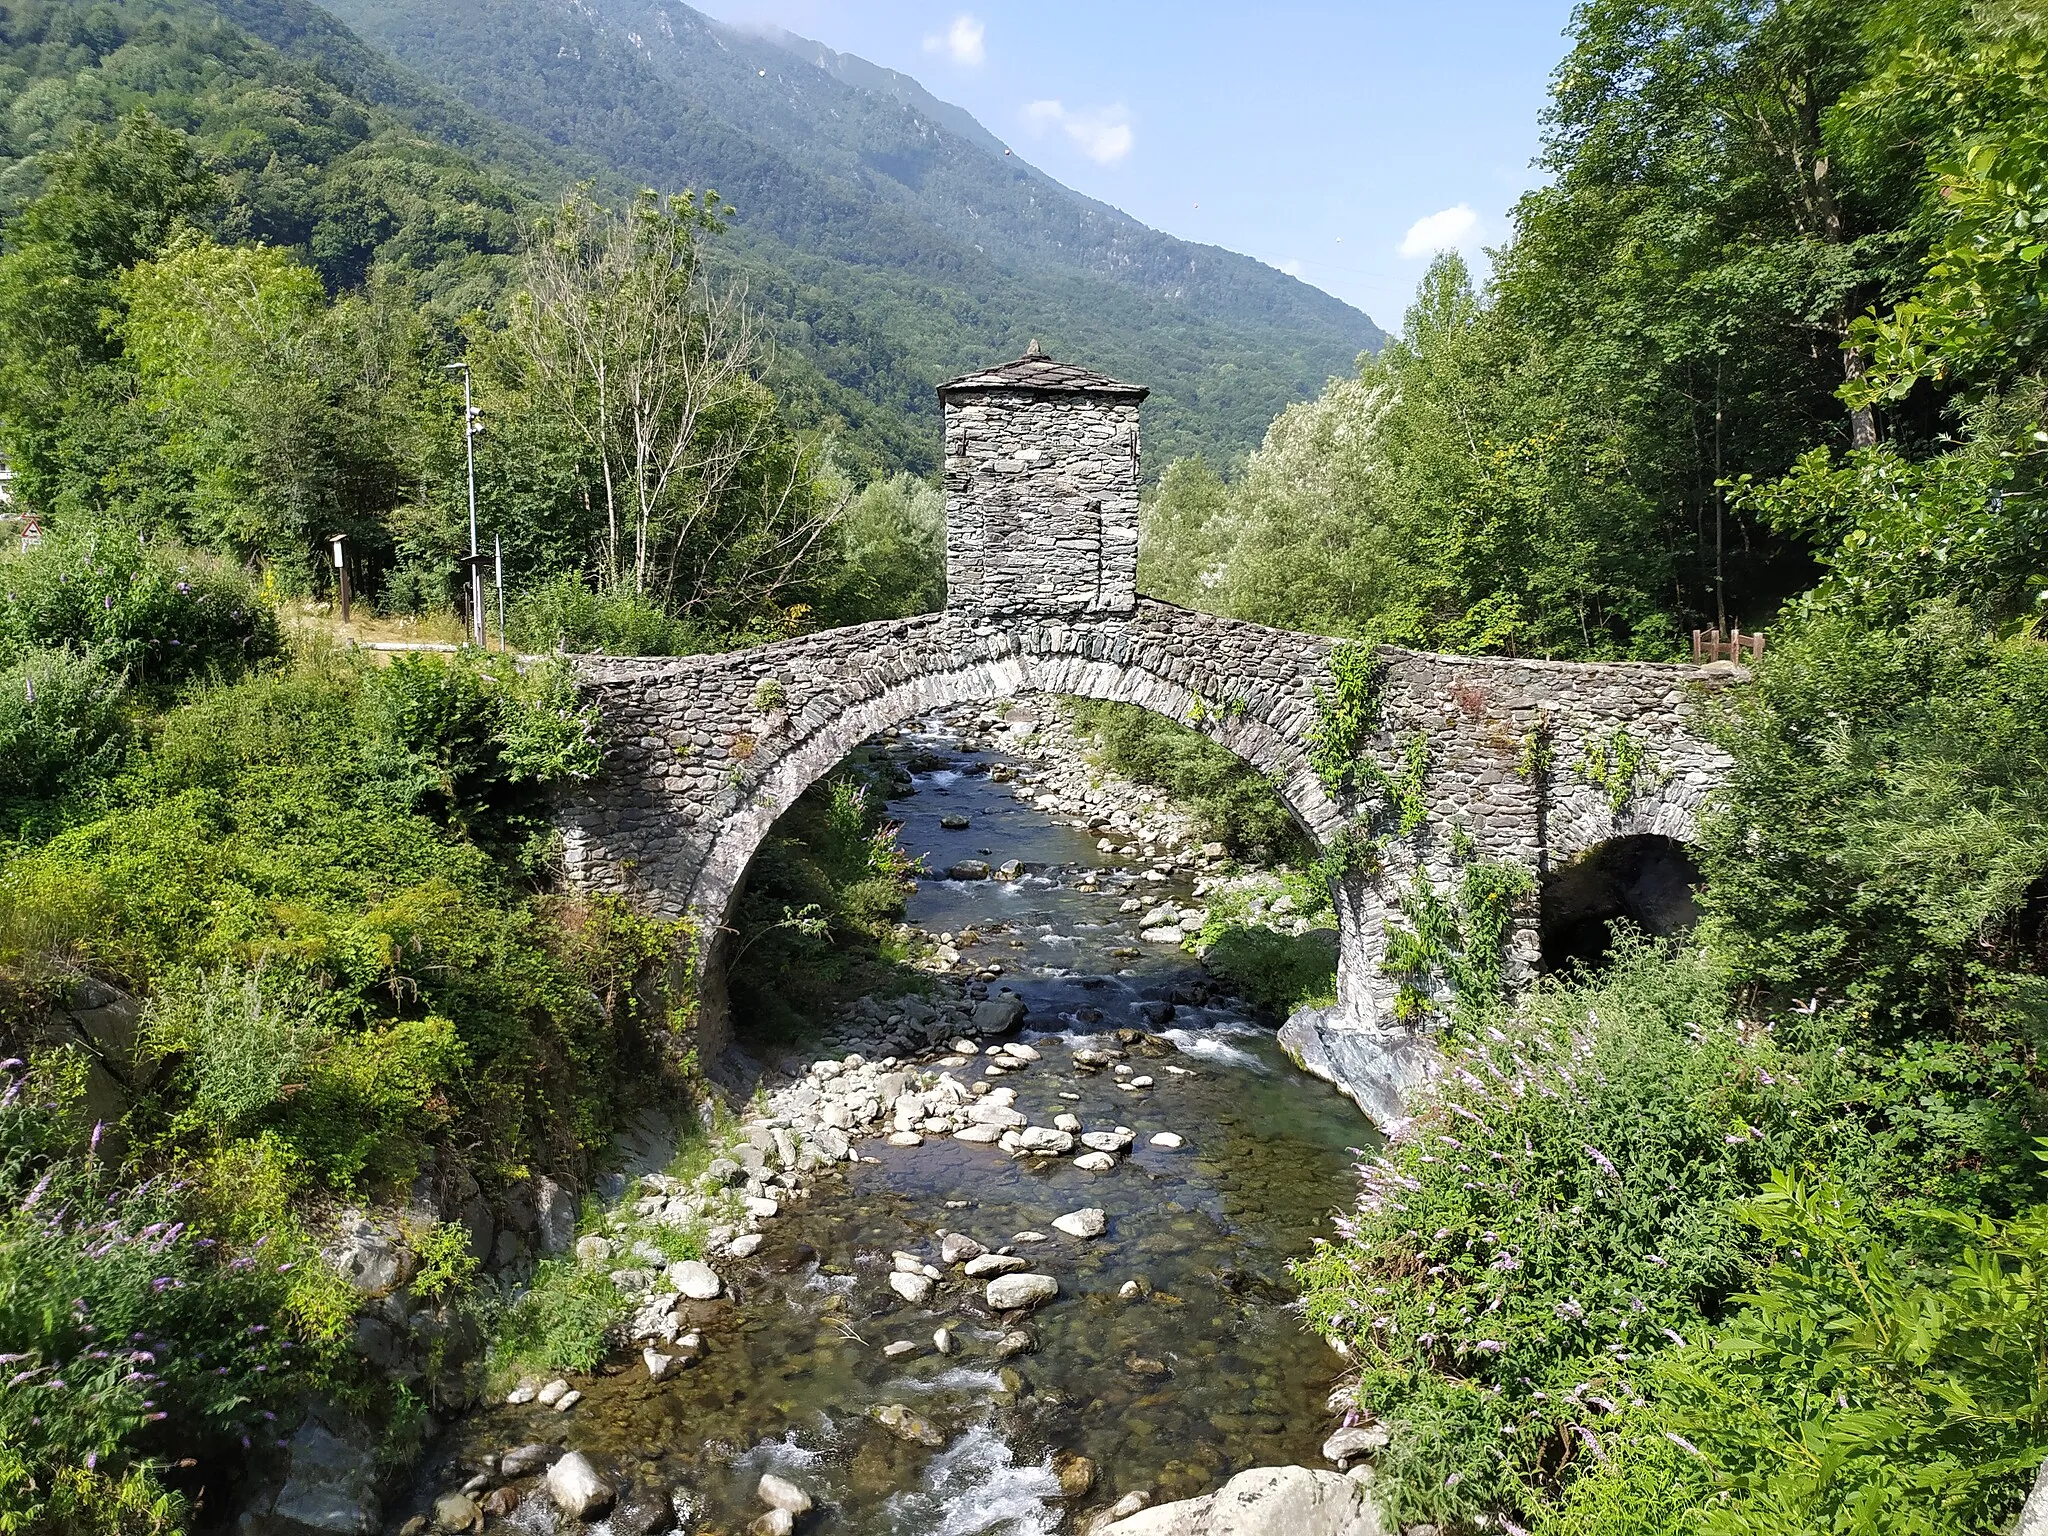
[0,1059,340,1534]
[0,531,281,696]
[1293,938,1816,1527]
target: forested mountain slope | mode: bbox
[306,0,1385,466]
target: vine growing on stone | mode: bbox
[1380,853,1535,1026]
[1575,727,1654,813]
[1307,641,1386,795]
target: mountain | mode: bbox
[301,0,1386,468]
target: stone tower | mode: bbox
[937,344,1147,617]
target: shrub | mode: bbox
[1063,697,1311,862]
[1695,602,2048,1214]
[0,531,281,694]
[1293,939,1809,1528]
[0,1057,334,1535]
[1651,1174,2048,1536]
[491,1257,626,1375]
[0,646,125,811]
[506,571,749,656]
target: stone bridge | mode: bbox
[560,348,1739,1124]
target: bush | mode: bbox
[1199,923,1337,1015]
[1064,697,1312,862]
[1647,1174,2048,1536]
[1293,940,1809,1528]
[0,646,125,812]
[506,571,754,656]
[0,531,281,694]
[491,1258,626,1376]
[1696,602,2048,1215]
[0,1057,344,1535]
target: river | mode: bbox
[407,713,1371,1534]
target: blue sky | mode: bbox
[699,0,1581,336]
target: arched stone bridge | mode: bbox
[559,349,1739,1124]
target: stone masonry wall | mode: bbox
[942,390,1141,615]
[559,602,1739,1090]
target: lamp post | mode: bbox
[443,361,483,646]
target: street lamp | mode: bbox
[443,361,483,646]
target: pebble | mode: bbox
[964,1253,1028,1278]
[883,1339,920,1358]
[669,1260,722,1300]
[747,1196,782,1218]
[552,1389,582,1412]
[545,1451,613,1518]
[504,1380,539,1406]
[933,1327,955,1354]
[1054,1113,1083,1132]
[1149,1132,1185,1149]
[940,1232,987,1263]
[1013,1230,1048,1243]
[535,1378,570,1407]
[642,1347,673,1381]
[887,1130,924,1146]
[889,1271,934,1305]
[1073,1151,1117,1172]
[728,1233,764,1258]
[431,1493,479,1532]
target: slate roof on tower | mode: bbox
[937,341,1148,400]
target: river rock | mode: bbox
[871,1402,945,1447]
[1321,1423,1392,1467]
[941,1232,987,1263]
[747,1196,781,1218]
[1148,1132,1185,1149]
[994,1329,1036,1359]
[757,1473,813,1515]
[1016,1127,1075,1154]
[750,1512,795,1536]
[553,1389,582,1412]
[575,1234,613,1268]
[1092,1465,1386,1535]
[968,1101,1028,1129]
[545,1452,614,1519]
[1053,1207,1106,1239]
[728,1233,765,1258]
[889,1271,934,1305]
[643,1347,674,1381]
[668,1260,723,1300]
[431,1492,479,1532]
[971,994,1027,1034]
[1055,1453,1097,1499]
[947,860,991,881]
[1054,1112,1082,1132]
[1081,1130,1136,1152]
[940,813,971,829]
[883,1339,919,1359]
[986,1272,1059,1310]
[536,1378,571,1407]
[609,1487,676,1536]
[271,1420,380,1534]
[1074,1151,1117,1172]
[934,1327,955,1354]
[964,1253,1028,1277]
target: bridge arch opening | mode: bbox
[693,673,1335,1066]
[1538,834,1701,974]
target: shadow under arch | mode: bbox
[1538,833,1701,975]
[686,654,1342,1063]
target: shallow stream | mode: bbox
[412,725,1371,1534]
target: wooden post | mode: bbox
[328,534,350,625]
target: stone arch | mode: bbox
[682,645,1345,1059]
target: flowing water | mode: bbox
[408,726,1373,1534]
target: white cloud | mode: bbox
[1398,203,1479,258]
[923,15,985,66]
[1022,99,1134,164]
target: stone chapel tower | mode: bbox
[936,343,1147,617]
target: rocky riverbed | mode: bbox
[381,699,1390,1535]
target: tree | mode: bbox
[511,189,839,620]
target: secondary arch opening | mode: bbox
[1539,834,1701,974]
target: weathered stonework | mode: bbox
[939,347,1144,616]
[557,351,1741,1125]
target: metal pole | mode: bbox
[463,367,481,646]
[494,535,505,653]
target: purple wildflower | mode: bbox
[1583,1144,1620,1179]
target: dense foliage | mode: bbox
[1279,3,2048,1534]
